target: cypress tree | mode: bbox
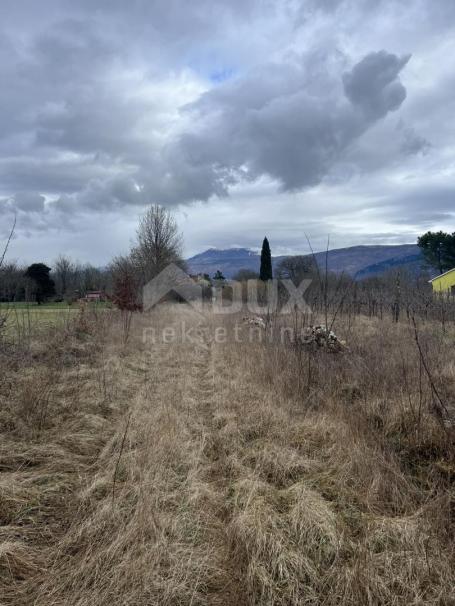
[259,237,273,281]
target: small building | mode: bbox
[81,291,105,302]
[429,268,455,294]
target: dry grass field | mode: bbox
[0,303,454,605]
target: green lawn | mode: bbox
[0,301,111,310]
[0,301,67,310]
[0,301,111,337]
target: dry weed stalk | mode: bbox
[111,411,132,505]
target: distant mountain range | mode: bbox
[186,244,428,280]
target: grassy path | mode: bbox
[2,305,453,605]
[27,307,243,605]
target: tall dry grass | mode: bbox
[0,303,454,605]
[0,305,128,603]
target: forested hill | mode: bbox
[186,244,424,279]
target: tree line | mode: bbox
[0,257,112,304]
[1,203,454,308]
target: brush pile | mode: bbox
[298,324,346,352]
[242,315,267,329]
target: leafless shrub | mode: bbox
[0,217,16,345]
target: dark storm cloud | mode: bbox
[50,176,145,213]
[159,50,409,197]
[0,0,454,261]
[342,52,409,119]
[0,1,412,214]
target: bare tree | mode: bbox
[0,216,16,270]
[276,255,316,285]
[53,255,75,298]
[131,204,184,284]
[110,256,140,310]
[0,217,16,334]
[110,255,141,343]
[232,269,259,282]
[0,261,26,302]
[71,262,110,297]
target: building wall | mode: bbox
[431,270,455,292]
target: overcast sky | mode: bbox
[1,0,454,264]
